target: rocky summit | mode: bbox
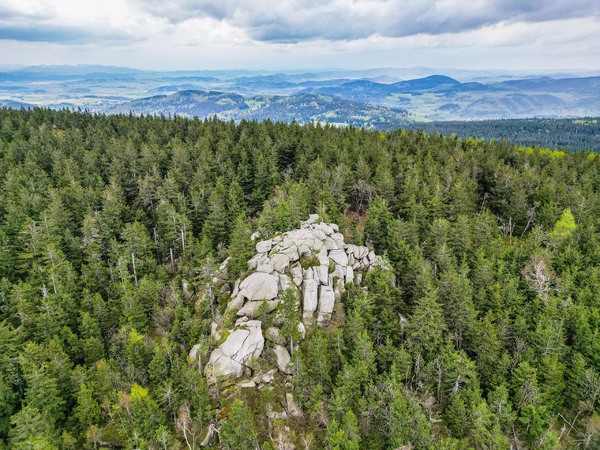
[203,214,383,384]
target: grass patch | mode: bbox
[299,253,320,270]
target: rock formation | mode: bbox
[203,214,383,383]
[204,320,264,381]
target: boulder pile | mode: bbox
[203,215,382,383]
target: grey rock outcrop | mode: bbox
[272,344,292,374]
[204,215,384,383]
[265,327,286,346]
[205,320,264,382]
[302,278,319,312]
[237,272,279,301]
[237,299,280,319]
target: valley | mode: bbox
[1,65,599,123]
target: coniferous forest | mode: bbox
[1,107,600,449]
[412,118,600,153]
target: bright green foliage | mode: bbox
[327,410,361,450]
[109,383,167,448]
[73,382,101,429]
[129,384,164,440]
[551,208,577,240]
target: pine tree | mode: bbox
[439,264,477,351]
[227,214,255,280]
[202,178,231,249]
[9,406,58,449]
[364,196,392,253]
[327,409,361,450]
[220,400,258,450]
[407,280,447,359]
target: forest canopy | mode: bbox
[0,107,599,449]
[411,117,600,153]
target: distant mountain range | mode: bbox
[0,99,35,109]
[1,65,599,123]
[303,75,600,120]
[107,90,410,129]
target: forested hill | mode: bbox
[106,90,410,129]
[0,108,599,449]
[411,118,600,153]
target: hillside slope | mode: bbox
[0,108,599,448]
[108,89,410,128]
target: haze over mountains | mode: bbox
[1,65,599,124]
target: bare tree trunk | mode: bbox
[131,253,138,285]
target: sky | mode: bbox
[0,0,599,71]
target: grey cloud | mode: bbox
[135,0,230,23]
[0,4,140,44]
[135,0,600,42]
[0,26,89,42]
[0,23,139,44]
[492,0,598,22]
[0,5,52,21]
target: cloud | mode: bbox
[0,23,139,43]
[134,0,600,42]
[0,26,93,43]
[2,0,599,46]
[0,0,151,43]
[0,0,598,71]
